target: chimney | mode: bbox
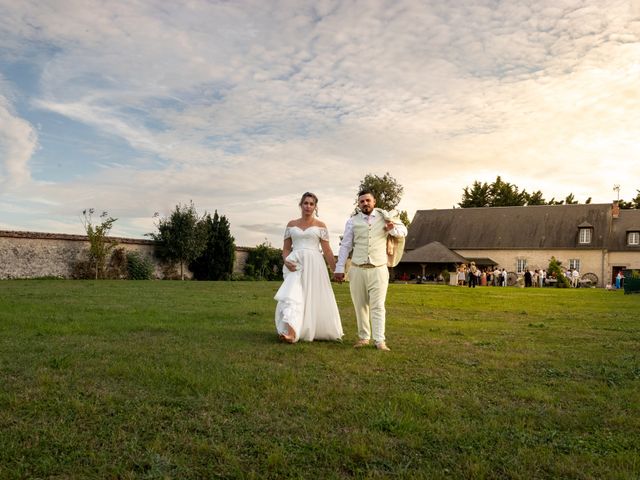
[612,200,620,219]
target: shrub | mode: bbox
[159,262,181,280]
[71,258,94,279]
[72,248,128,280]
[81,209,118,279]
[547,256,571,288]
[126,252,155,280]
[243,242,283,280]
[107,248,128,279]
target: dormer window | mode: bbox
[628,231,640,246]
[578,221,593,244]
[578,228,592,244]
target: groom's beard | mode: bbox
[361,206,373,214]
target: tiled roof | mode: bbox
[406,203,640,251]
[401,241,468,263]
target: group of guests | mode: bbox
[456,264,558,288]
[456,264,512,287]
[456,265,588,288]
[562,268,582,288]
[456,262,483,287]
[523,268,550,287]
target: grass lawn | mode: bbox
[0,280,638,479]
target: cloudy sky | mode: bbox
[1,0,639,250]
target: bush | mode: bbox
[547,256,571,288]
[126,252,155,280]
[72,248,129,280]
[159,262,181,280]
[107,248,128,279]
[71,258,94,279]
[243,242,283,281]
[440,270,450,282]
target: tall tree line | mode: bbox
[459,176,640,209]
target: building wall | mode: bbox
[454,248,609,286]
[0,231,250,280]
[234,248,250,275]
[607,251,640,285]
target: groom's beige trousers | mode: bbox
[349,264,389,343]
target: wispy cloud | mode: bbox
[0,86,37,186]
[0,0,639,248]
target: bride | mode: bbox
[275,192,343,343]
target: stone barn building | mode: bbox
[398,202,640,287]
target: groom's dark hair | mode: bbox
[358,188,375,199]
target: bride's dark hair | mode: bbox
[299,192,319,216]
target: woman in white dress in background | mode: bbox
[275,192,343,343]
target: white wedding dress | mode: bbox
[274,226,343,342]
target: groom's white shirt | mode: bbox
[335,210,407,274]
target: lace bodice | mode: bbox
[284,226,329,251]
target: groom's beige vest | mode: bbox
[351,212,388,266]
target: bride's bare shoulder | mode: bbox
[286,219,299,228]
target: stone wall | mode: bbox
[0,230,250,280]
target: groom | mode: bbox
[334,189,407,351]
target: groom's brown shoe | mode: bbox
[375,342,391,351]
[353,339,370,348]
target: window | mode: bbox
[569,259,580,271]
[579,228,592,244]
[516,259,527,274]
[628,232,640,245]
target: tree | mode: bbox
[244,241,283,280]
[490,176,528,207]
[547,256,570,288]
[81,209,118,279]
[358,172,410,225]
[398,210,411,226]
[458,181,491,208]
[619,190,640,209]
[189,211,236,280]
[459,176,597,208]
[564,193,578,205]
[149,201,206,280]
[459,176,527,208]
[526,190,546,206]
